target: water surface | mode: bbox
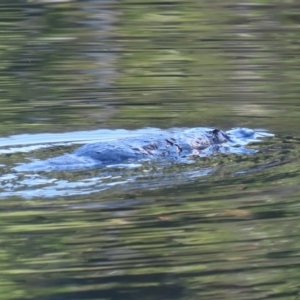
[0,1,300,300]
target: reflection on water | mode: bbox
[0,1,300,300]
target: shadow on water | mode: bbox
[0,1,300,300]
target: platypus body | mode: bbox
[15,127,273,172]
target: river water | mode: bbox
[1,1,300,299]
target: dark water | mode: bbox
[0,1,300,299]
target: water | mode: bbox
[0,1,300,299]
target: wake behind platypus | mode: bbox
[14,127,274,172]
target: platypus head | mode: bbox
[211,129,230,144]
